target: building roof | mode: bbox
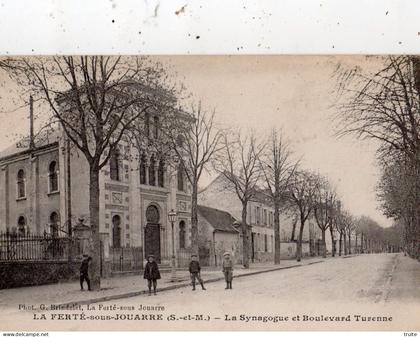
[197,205,239,234]
[0,128,61,160]
[198,172,273,206]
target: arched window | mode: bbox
[48,161,59,192]
[50,212,59,237]
[148,155,156,186]
[17,169,26,199]
[153,116,159,139]
[177,164,184,191]
[112,215,121,248]
[139,154,146,185]
[158,159,165,187]
[176,134,184,147]
[146,205,160,223]
[109,148,120,181]
[145,112,150,137]
[179,221,186,249]
[17,216,26,235]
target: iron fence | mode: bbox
[110,246,143,273]
[0,231,87,261]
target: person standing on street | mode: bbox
[143,254,161,295]
[80,254,92,291]
[189,254,206,291]
[222,252,233,290]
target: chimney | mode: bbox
[29,95,34,150]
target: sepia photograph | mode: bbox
[0,55,418,332]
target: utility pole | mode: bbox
[29,95,34,150]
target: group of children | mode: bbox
[79,251,235,295]
[143,251,234,295]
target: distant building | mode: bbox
[198,174,314,261]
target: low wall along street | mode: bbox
[0,260,81,289]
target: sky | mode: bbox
[0,55,392,227]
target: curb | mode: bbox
[54,260,326,308]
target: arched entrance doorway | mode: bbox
[144,205,161,263]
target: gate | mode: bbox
[110,247,143,273]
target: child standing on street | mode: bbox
[189,254,206,291]
[222,252,233,290]
[80,254,92,291]
[143,254,161,295]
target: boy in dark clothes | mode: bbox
[143,255,161,295]
[189,254,206,291]
[80,254,92,291]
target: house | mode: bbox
[197,205,240,266]
[198,174,314,261]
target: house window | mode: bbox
[17,216,26,235]
[177,164,184,191]
[109,148,121,181]
[139,154,146,185]
[50,212,59,237]
[153,116,159,139]
[179,220,186,249]
[263,209,267,225]
[112,215,121,248]
[148,155,156,186]
[16,169,26,199]
[48,161,59,192]
[158,159,165,187]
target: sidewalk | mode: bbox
[0,257,327,309]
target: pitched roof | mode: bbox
[197,205,239,234]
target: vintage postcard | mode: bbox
[0,55,418,332]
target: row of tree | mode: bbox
[0,56,401,290]
[335,55,420,260]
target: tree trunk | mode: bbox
[329,225,336,257]
[190,182,199,255]
[241,202,250,268]
[321,229,326,258]
[296,220,305,262]
[338,231,343,256]
[348,231,352,254]
[355,233,358,254]
[343,232,347,255]
[89,165,101,290]
[273,202,280,264]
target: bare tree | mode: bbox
[288,170,320,262]
[313,177,337,258]
[259,129,298,264]
[0,56,179,289]
[334,55,420,258]
[164,102,224,255]
[344,213,356,255]
[214,130,265,268]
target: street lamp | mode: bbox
[168,209,178,282]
